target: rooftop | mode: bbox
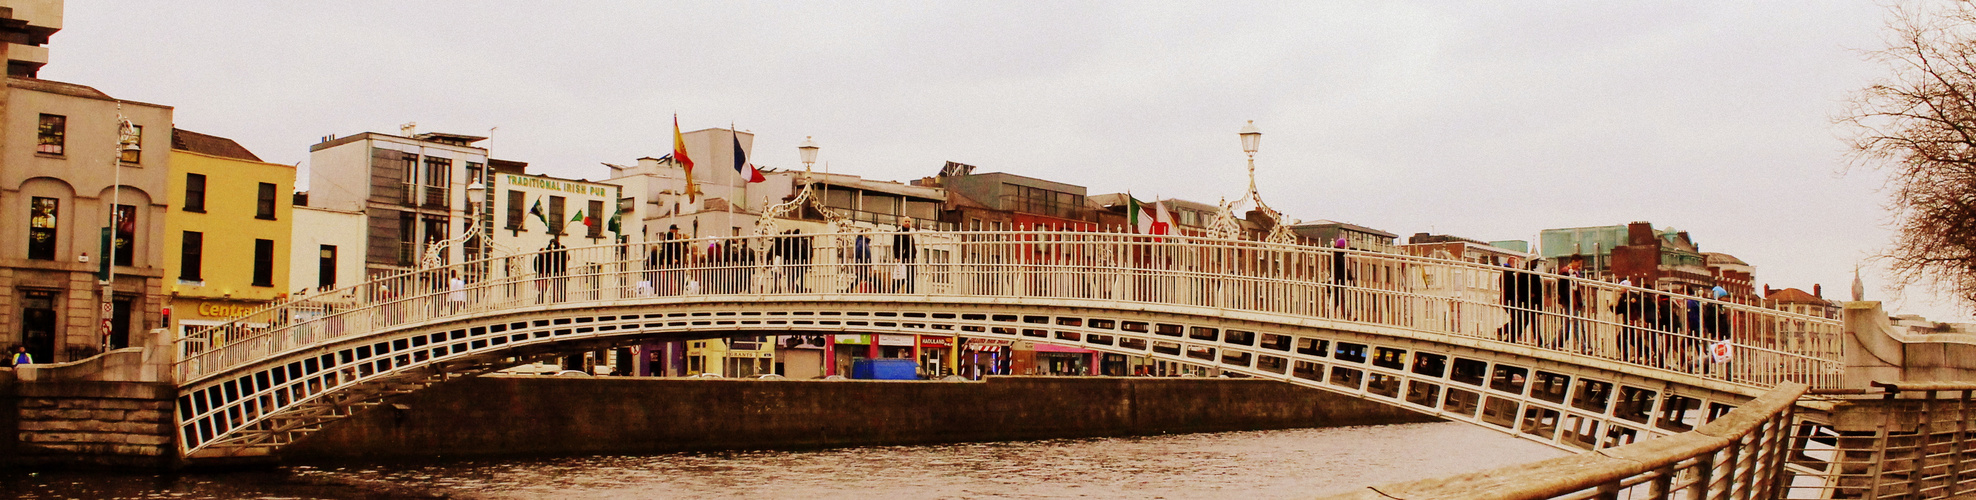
[172,129,262,162]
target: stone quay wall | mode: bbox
[2,378,177,468]
[282,375,1439,461]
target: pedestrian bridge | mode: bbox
[172,231,1843,460]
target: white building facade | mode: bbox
[307,131,490,278]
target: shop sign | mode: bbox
[920,336,953,347]
[1014,340,1036,350]
[834,334,868,345]
[188,300,266,319]
[876,334,915,347]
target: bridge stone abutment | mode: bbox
[2,328,181,469]
[277,375,1440,461]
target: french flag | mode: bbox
[733,130,765,183]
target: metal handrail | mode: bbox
[1785,380,1976,499]
[172,231,1845,388]
[1320,382,1809,500]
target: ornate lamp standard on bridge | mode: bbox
[753,136,851,237]
[1209,120,1296,243]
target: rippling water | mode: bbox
[4,421,1563,499]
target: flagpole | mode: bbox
[728,124,736,238]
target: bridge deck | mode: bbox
[168,231,1845,459]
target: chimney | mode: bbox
[1763,284,1772,297]
[1627,222,1654,246]
[1813,284,1822,298]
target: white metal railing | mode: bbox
[172,231,1846,388]
[1786,381,1976,499]
[1321,382,1809,500]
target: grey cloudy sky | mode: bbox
[44,2,1957,319]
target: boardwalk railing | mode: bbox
[173,231,1844,388]
[1786,381,1976,499]
[1320,382,1809,500]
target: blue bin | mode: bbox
[851,358,920,380]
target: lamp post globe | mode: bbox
[1240,120,1261,156]
[798,136,819,168]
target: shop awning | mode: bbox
[963,338,1012,351]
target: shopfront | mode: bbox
[918,335,953,378]
[875,334,916,359]
[1033,343,1095,376]
[831,334,869,376]
[959,338,1010,379]
[776,334,827,379]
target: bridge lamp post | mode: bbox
[1240,120,1261,192]
[798,136,819,171]
[464,180,487,261]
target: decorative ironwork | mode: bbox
[1209,120,1295,243]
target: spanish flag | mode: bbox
[673,115,699,202]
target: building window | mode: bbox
[398,212,416,266]
[506,190,525,230]
[180,231,203,282]
[318,245,337,289]
[184,173,207,212]
[548,195,565,235]
[256,182,277,220]
[586,199,604,238]
[251,239,274,287]
[466,161,484,187]
[36,114,63,155]
[394,151,419,207]
[423,156,452,207]
[27,197,57,260]
[422,216,448,265]
[112,204,135,266]
[119,125,141,163]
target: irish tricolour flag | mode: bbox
[1128,195,1171,235]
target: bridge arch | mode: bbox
[172,232,1844,459]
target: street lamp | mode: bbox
[1240,120,1262,189]
[1240,120,1261,156]
[465,181,486,212]
[798,136,819,171]
[1233,120,1293,244]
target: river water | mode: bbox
[3,421,1562,499]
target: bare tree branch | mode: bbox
[1846,2,1976,311]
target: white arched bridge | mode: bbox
[173,231,1843,462]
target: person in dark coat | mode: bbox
[783,230,812,293]
[1497,260,1539,345]
[1328,238,1353,318]
[848,233,873,293]
[1613,281,1647,364]
[892,219,918,293]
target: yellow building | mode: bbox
[685,336,774,377]
[162,130,293,335]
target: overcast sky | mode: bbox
[43,2,1964,320]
